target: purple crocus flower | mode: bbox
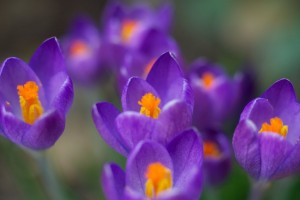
[0,37,73,150]
[92,52,193,156]
[188,58,240,131]
[233,79,300,180]
[202,130,231,185]
[62,16,102,84]
[101,2,173,67]
[117,29,181,90]
[101,129,203,200]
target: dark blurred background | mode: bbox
[1,0,300,199]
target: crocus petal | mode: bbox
[92,102,129,156]
[211,78,237,119]
[233,69,256,109]
[157,189,191,200]
[261,79,296,114]
[240,98,273,129]
[272,142,300,179]
[103,2,125,26]
[1,105,30,145]
[128,4,153,19]
[21,110,65,150]
[122,77,159,111]
[29,37,67,105]
[203,132,231,185]
[190,58,225,77]
[167,129,203,199]
[0,106,3,136]
[258,133,293,180]
[67,16,101,44]
[50,76,73,115]
[0,95,3,132]
[157,3,173,32]
[101,163,125,200]
[0,57,45,114]
[29,37,65,83]
[123,187,145,200]
[126,141,173,194]
[137,29,177,57]
[281,102,300,144]
[146,52,190,105]
[233,119,261,179]
[192,85,216,130]
[157,100,193,144]
[63,16,102,84]
[117,52,146,90]
[115,111,158,150]
[1,105,64,150]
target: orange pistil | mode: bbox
[121,19,138,42]
[201,72,215,89]
[138,93,161,119]
[145,162,172,198]
[259,117,288,138]
[203,141,221,158]
[17,81,44,124]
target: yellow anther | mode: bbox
[259,117,288,138]
[17,81,44,124]
[138,93,161,119]
[145,162,172,198]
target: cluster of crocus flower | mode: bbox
[62,2,181,91]
[89,1,250,198]
[0,37,74,150]
[3,1,300,200]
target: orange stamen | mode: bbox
[201,72,215,89]
[138,93,161,119]
[69,40,90,56]
[259,117,288,138]
[17,81,44,124]
[203,141,221,158]
[145,162,172,198]
[121,19,138,42]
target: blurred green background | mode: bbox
[1,0,300,199]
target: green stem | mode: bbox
[249,180,270,200]
[29,151,65,200]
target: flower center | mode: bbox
[138,93,161,119]
[145,162,172,198]
[203,141,221,158]
[121,19,138,42]
[259,117,288,138]
[201,72,215,89]
[143,58,156,78]
[17,81,44,125]
[69,40,90,57]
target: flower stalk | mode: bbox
[29,151,65,200]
